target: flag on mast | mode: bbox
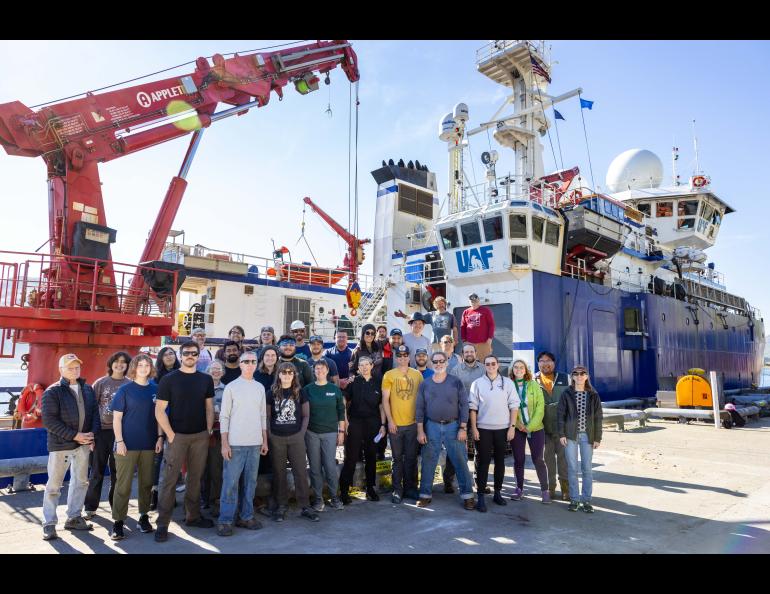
[530,55,551,83]
[554,109,565,120]
[580,98,594,110]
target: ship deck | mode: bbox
[1,418,768,554]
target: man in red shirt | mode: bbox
[460,293,495,361]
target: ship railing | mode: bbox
[459,175,564,211]
[161,242,374,289]
[475,40,549,66]
[0,250,178,320]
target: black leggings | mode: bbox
[475,428,508,492]
[340,417,379,489]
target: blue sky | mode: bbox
[1,39,768,345]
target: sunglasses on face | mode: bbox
[364,331,375,336]
[396,353,410,358]
[485,362,497,366]
[181,351,199,357]
[572,371,587,376]
[431,359,446,365]
[280,370,295,375]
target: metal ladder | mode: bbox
[356,284,387,324]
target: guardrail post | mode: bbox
[709,370,721,429]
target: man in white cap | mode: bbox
[40,353,101,540]
[290,320,311,360]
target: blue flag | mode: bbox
[554,109,565,120]
[580,98,594,110]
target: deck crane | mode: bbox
[302,196,370,313]
[0,40,360,387]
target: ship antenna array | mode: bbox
[692,119,701,175]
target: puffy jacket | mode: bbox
[535,371,570,435]
[557,386,603,444]
[41,377,100,452]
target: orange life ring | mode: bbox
[692,175,707,188]
[17,383,45,429]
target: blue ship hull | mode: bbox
[532,271,766,402]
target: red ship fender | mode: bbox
[17,383,45,429]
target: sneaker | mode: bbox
[273,507,287,522]
[416,497,432,508]
[83,510,96,520]
[301,507,320,522]
[443,483,455,494]
[476,494,487,513]
[463,498,476,511]
[582,503,595,513]
[568,500,581,512]
[235,517,263,530]
[185,516,214,528]
[311,499,325,513]
[365,487,380,502]
[154,526,168,542]
[64,516,93,531]
[138,514,154,533]
[541,490,552,504]
[42,525,58,541]
[175,484,186,493]
[493,490,507,506]
[391,493,402,505]
[510,487,523,501]
[329,497,344,510]
[216,523,233,537]
[110,521,125,541]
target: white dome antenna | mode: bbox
[606,149,664,192]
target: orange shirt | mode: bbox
[539,372,555,395]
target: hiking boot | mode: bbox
[582,502,595,513]
[443,483,455,494]
[416,497,432,508]
[391,492,402,505]
[366,487,380,502]
[149,489,158,511]
[541,490,552,504]
[463,498,476,511]
[560,480,570,501]
[510,487,523,501]
[110,521,125,540]
[273,507,287,522]
[42,525,58,541]
[311,499,325,513]
[185,516,214,528]
[154,526,168,542]
[236,517,263,530]
[476,494,487,513]
[64,516,93,531]
[216,523,233,536]
[493,490,507,506]
[329,497,344,510]
[138,514,154,533]
[568,500,581,512]
[301,507,320,522]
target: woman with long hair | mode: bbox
[155,347,179,382]
[267,361,318,522]
[84,351,132,519]
[508,359,549,503]
[216,325,248,361]
[349,324,383,378]
[557,365,603,513]
[110,354,163,539]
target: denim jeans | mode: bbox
[566,432,593,503]
[305,430,339,502]
[419,420,473,499]
[218,445,261,524]
[42,445,91,526]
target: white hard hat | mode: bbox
[290,320,306,330]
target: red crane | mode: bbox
[0,41,360,388]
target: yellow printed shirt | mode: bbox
[382,367,423,426]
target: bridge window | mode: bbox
[439,226,460,249]
[532,216,545,242]
[678,199,699,217]
[656,202,673,218]
[483,216,504,242]
[511,245,529,264]
[678,218,695,230]
[509,213,527,239]
[545,221,560,246]
[460,221,482,246]
[697,218,708,233]
[637,203,651,216]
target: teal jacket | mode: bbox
[512,379,545,433]
[534,371,570,435]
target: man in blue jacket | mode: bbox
[41,353,100,541]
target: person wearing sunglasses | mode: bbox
[350,323,384,379]
[557,365,603,513]
[381,344,423,504]
[277,335,313,387]
[468,355,519,512]
[216,352,269,536]
[154,341,216,542]
[267,361,318,522]
[508,359,549,503]
[415,352,476,510]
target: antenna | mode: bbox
[672,140,680,186]
[692,119,700,175]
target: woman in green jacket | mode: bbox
[508,359,550,503]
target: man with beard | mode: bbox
[221,341,243,385]
[277,335,313,387]
[380,329,403,374]
[308,335,339,387]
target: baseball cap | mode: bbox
[278,336,296,346]
[309,335,324,344]
[571,364,588,373]
[395,344,410,355]
[260,325,275,334]
[58,353,83,368]
[415,348,429,355]
[389,328,403,336]
[468,292,479,300]
[290,320,306,331]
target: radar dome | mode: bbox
[605,149,663,192]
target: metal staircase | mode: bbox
[356,284,387,325]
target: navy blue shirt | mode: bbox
[112,381,159,451]
[324,345,353,379]
[295,344,312,360]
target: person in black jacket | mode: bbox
[557,365,603,513]
[40,353,101,541]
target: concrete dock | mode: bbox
[1,417,768,554]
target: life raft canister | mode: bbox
[17,383,45,429]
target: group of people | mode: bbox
[39,292,603,543]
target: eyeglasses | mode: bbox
[572,371,587,376]
[181,351,199,357]
[396,353,410,358]
[279,369,295,375]
[364,331,375,336]
[240,360,258,365]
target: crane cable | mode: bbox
[295,202,320,267]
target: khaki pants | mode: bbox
[156,431,209,527]
[472,342,492,361]
[113,450,155,521]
